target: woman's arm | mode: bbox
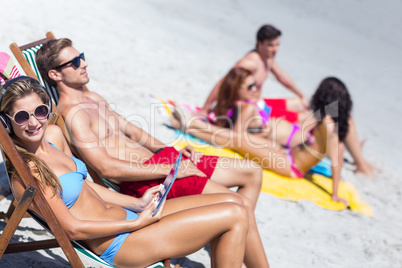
[39,179,162,241]
[233,103,260,133]
[86,180,161,212]
[326,128,349,206]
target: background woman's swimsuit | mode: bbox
[285,129,316,178]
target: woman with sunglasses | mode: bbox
[0,77,250,268]
[193,67,306,148]
[173,77,352,206]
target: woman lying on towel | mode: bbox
[192,67,379,177]
[0,77,251,268]
[173,77,353,206]
[208,67,308,148]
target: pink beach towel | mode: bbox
[0,52,21,86]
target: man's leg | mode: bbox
[285,97,306,112]
[207,157,262,208]
[201,179,269,268]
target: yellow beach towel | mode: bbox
[172,139,373,217]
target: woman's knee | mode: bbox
[225,202,249,228]
[220,192,244,206]
[230,192,254,213]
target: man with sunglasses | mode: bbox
[36,39,271,266]
[36,38,267,207]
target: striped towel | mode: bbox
[0,52,20,86]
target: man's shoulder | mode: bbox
[84,91,103,100]
[59,100,96,129]
[235,51,261,71]
[240,50,260,62]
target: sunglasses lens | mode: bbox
[73,57,81,68]
[34,105,49,119]
[14,111,30,125]
[73,53,85,68]
[248,83,256,90]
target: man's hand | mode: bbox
[180,145,203,164]
[300,96,309,110]
[176,159,206,179]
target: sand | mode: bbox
[0,0,401,267]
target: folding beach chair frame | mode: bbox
[0,123,85,267]
[1,33,106,223]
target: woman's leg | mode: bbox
[113,202,248,268]
[161,192,243,216]
[201,181,270,268]
[178,113,290,177]
[344,117,380,177]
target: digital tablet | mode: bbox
[152,153,182,216]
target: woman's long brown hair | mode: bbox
[0,79,61,196]
[213,67,251,127]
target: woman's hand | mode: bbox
[138,185,161,212]
[331,194,350,207]
[136,195,166,228]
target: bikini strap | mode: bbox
[46,140,61,151]
[285,124,301,147]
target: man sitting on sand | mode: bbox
[198,24,309,123]
[198,24,378,177]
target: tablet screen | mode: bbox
[152,153,182,216]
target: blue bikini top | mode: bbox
[48,142,88,209]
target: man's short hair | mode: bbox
[256,24,282,43]
[36,38,73,87]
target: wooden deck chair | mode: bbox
[0,124,168,268]
[1,33,108,223]
[9,32,107,188]
[6,33,171,268]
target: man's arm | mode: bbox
[63,95,205,182]
[198,79,222,116]
[88,92,166,154]
[270,61,307,106]
[63,104,173,182]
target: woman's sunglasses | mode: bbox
[53,53,85,70]
[6,104,50,125]
[247,82,257,91]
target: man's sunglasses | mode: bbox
[53,53,85,70]
[247,82,257,91]
[6,104,50,125]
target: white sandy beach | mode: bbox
[1,0,401,267]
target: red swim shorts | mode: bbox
[264,98,298,123]
[120,147,218,199]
